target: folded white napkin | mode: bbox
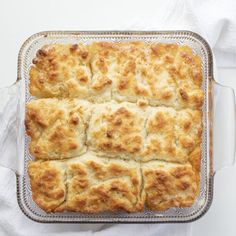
[0,0,235,235]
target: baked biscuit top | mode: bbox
[25,98,91,160]
[28,153,144,213]
[27,41,203,213]
[29,42,203,110]
[87,102,147,160]
[142,160,197,211]
[29,44,91,98]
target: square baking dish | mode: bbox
[0,31,235,223]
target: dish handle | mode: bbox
[213,81,236,173]
[0,81,24,175]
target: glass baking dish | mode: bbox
[0,31,235,223]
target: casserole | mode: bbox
[0,31,235,223]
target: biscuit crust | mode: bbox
[27,42,203,213]
[29,44,91,98]
[28,160,66,212]
[142,160,198,211]
[28,153,145,213]
[30,42,203,109]
[87,102,147,160]
[25,98,91,160]
[142,107,202,163]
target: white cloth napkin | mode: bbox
[0,0,236,236]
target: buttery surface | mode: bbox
[29,42,203,109]
[27,42,203,213]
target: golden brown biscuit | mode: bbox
[58,153,144,213]
[112,42,152,103]
[25,98,91,160]
[142,160,198,211]
[113,43,179,107]
[28,160,66,212]
[170,45,204,109]
[142,107,179,162]
[142,107,202,163]
[29,44,91,98]
[87,102,147,160]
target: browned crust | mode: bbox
[27,42,203,213]
[142,161,198,211]
[28,160,66,212]
[25,98,90,160]
[29,42,203,110]
[87,103,145,160]
[28,155,145,213]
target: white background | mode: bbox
[0,0,236,235]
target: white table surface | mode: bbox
[0,1,236,235]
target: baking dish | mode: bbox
[0,31,235,223]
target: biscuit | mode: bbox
[87,102,147,160]
[29,44,91,98]
[25,98,91,160]
[142,160,198,211]
[142,107,202,163]
[28,160,66,212]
